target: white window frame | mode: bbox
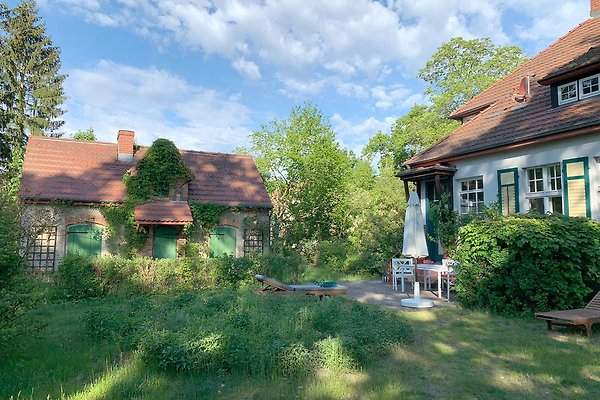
[525,163,563,214]
[558,81,578,105]
[458,177,484,215]
[579,73,600,99]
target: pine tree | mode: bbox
[0,0,66,167]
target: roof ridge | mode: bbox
[28,136,115,146]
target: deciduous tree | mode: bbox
[249,102,352,246]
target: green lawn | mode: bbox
[2,292,599,400]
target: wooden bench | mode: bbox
[535,291,600,337]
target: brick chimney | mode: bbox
[117,130,135,161]
[592,0,600,17]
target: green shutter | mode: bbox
[210,226,236,257]
[497,168,520,215]
[563,157,591,218]
[154,226,178,259]
[67,224,103,257]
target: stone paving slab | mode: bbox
[341,280,457,312]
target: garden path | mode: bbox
[342,280,457,312]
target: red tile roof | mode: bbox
[134,201,193,225]
[20,136,272,208]
[407,16,600,167]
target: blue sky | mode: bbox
[19,0,590,154]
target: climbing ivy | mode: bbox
[100,138,194,256]
[185,202,228,238]
[124,138,192,203]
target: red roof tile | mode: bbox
[408,17,600,167]
[134,201,193,225]
[20,136,272,208]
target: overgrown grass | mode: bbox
[2,289,599,399]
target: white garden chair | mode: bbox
[441,259,459,299]
[392,258,415,292]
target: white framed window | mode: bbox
[558,81,578,105]
[579,74,600,99]
[525,164,562,214]
[459,177,484,214]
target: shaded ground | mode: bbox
[342,279,457,311]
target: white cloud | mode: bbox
[331,113,397,155]
[370,84,425,110]
[505,0,588,47]
[43,0,549,79]
[63,60,252,152]
[232,58,261,80]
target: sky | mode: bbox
[16,0,591,155]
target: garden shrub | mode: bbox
[54,254,101,300]
[87,291,414,378]
[314,239,352,273]
[455,214,600,315]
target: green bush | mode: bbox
[54,254,101,300]
[52,252,307,299]
[455,214,600,315]
[87,291,414,377]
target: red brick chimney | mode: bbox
[592,0,600,17]
[117,130,135,161]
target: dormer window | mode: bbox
[579,74,599,99]
[558,82,578,105]
[554,73,600,106]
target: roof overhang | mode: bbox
[396,164,457,182]
[538,62,600,86]
[405,122,600,169]
[134,201,194,225]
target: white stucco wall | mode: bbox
[451,132,600,220]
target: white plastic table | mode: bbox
[417,263,449,299]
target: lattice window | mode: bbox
[243,229,264,254]
[27,226,57,271]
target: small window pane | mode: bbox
[529,198,544,213]
[559,82,577,103]
[500,172,514,185]
[566,161,584,177]
[468,180,475,190]
[551,196,563,214]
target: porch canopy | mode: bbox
[396,164,457,200]
[134,201,194,225]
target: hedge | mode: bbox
[454,214,600,316]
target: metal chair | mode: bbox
[441,259,459,299]
[392,258,414,292]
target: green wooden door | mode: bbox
[210,226,236,257]
[67,224,103,257]
[154,226,178,259]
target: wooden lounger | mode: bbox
[254,274,347,298]
[535,291,600,337]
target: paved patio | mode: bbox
[342,279,457,311]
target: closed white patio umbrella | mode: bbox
[400,191,432,308]
[402,191,429,259]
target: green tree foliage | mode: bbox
[344,162,407,274]
[0,0,66,168]
[420,37,528,117]
[366,37,527,170]
[250,102,351,246]
[71,127,96,141]
[365,105,458,171]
